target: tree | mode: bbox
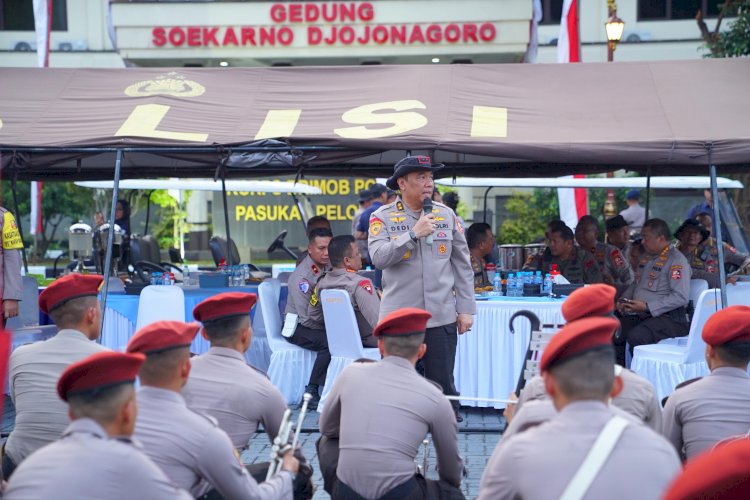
[697,0,750,57]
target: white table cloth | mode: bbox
[454,297,565,408]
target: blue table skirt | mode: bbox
[103,285,271,325]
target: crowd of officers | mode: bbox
[1,274,750,499]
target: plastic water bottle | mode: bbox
[543,273,553,296]
[182,264,190,286]
[534,271,542,287]
[507,273,516,297]
[493,273,502,295]
[150,272,161,286]
[517,273,526,297]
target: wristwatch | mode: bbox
[408,230,418,242]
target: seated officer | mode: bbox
[663,437,750,500]
[508,285,661,434]
[661,306,750,460]
[674,218,738,288]
[184,292,313,498]
[467,223,494,289]
[575,215,633,294]
[285,227,333,409]
[318,308,465,500]
[479,317,681,499]
[606,214,631,257]
[127,321,297,499]
[696,212,750,270]
[311,235,379,347]
[523,221,603,284]
[3,274,109,478]
[5,352,192,499]
[615,218,691,366]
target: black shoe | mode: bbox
[454,410,464,423]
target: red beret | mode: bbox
[561,284,616,322]
[126,321,200,355]
[39,274,104,314]
[193,292,256,323]
[57,351,145,401]
[664,437,750,500]
[373,308,432,337]
[702,306,750,346]
[540,317,620,372]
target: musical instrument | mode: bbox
[266,393,312,480]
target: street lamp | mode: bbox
[605,13,625,62]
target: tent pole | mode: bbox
[10,174,29,274]
[100,149,123,336]
[644,166,652,224]
[144,190,153,235]
[708,152,727,308]
[221,174,233,265]
[483,187,493,224]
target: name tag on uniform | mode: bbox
[281,313,298,338]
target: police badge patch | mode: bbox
[358,280,373,295]
[369,218,383,236]
[670,265,682,280]
[298,279,311,294]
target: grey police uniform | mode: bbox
[319,356,464,499]
[134,386,293,499]
[311,269,380,347]
[661,367,750,460]
[683,237,750,288]
[4,418,192,499]
[616,245,691,365]
[182,347,288,450]
[0,206,23,328]
[352,207,370,264]
[368,198,475,409]
[522,247,604,284]
[284,254,330,387]
[589,242,633,293]
[479,401,681,500]
[4,329,109,469]
[517,369,662,431]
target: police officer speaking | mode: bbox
[368,155,475,421]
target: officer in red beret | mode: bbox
[127,320,297,499]
[661,305,750,460]
[509,284,662,434]
[183,292,313,498]
[480,317,680,499]
[663,437,750,500]
[4,351,192,499]
[3,274,109,478]
[318,307,465,499]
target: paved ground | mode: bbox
[2,397,506,499]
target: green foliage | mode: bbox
[147,190,191,249]
[498,190,558,244]
[703,0,750,57]
[439,188,470,220]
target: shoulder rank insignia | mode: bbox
[396,201,404,211]
[311,264,319,275]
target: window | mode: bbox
[0,0,67,31]
[638,0,733,21]
[540,0,563,26]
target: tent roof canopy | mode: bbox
[75,178,322,194]
[436,176,744,189]
[1,58,749,181]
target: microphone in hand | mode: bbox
[423,198,434,245]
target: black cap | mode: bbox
[386,156,444,190]
[369,183,387,197]
[674,219,709,243]
[605,215,628,231]
[357,188,372,203]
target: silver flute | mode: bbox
[265,393,313,481]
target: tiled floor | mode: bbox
[2,397,506,499]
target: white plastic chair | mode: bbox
[631,284,750,400]
[262,280,315,405]
[317,289,380,412]
[135,285,185,331]
[245,282,273,372]
[658,279,709,347]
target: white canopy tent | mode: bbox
[435,176,743,189]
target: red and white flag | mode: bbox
[30,0,52,236]
[557,0,580,64]
[556,0,586,229]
